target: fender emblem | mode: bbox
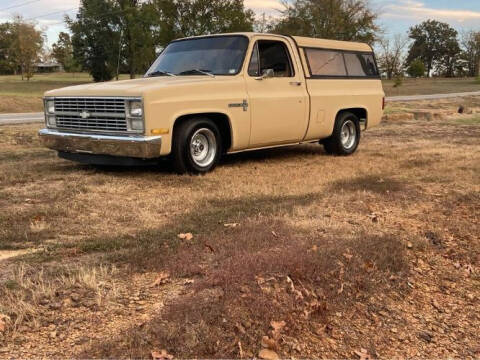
[79,110,91,119]
[228,99,248,112]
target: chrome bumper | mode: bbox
[38,129,162,159]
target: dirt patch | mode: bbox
[0,250,37,262]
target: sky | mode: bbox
[0,0,480,47]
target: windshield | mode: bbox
[145,36,249,77]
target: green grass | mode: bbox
[0,73,133,113]
[0,73,137,97]
[452,116,480,125]
[382,77,480,97]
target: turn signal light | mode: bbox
[151,128,169,135]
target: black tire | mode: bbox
[172,117,222,174]
[323,112,361,156]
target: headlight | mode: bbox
[129,101,143,117]
[46,100,55,114]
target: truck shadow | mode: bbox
[222,143,326,166]
[69,144,327,174]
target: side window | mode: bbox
[248,43,260,77]
[344,53,378,77]
[248,40,294,77]
[305,49,346,77]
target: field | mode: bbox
[0,73,127,113]
[0,73,479,113]
[382,77,480,97]
[0,98,479,358]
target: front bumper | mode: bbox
[38,129,162,159]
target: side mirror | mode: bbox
[255,68,274,80]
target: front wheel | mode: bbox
[172,118,222,174]
[323,112,360,156]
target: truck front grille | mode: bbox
[56,115,128,131]
[54,97,128,132]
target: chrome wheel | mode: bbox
[340,120,357,150]
[190,128,217,167]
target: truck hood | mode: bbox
[44,76,231,97]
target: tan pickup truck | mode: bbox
[39,32,385,173]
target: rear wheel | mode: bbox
[323,112,360,155]
[172,118,222,174]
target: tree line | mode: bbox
[0,0,479,81]
[378,20,480,80]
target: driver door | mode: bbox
[245,38,308,147]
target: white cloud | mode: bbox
[380,0,480,22]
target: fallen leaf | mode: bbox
[367,213,378,223]
[343,253,353,260]
[286,276,295,292]
[337,282,344,294]
[464,264,474,276]
[261,336,277,350]
[204,243,215,253]
[407,241,413,249]
[224,223,240,228]
[152,272,170,287]
[235,323,246,334]
[270,320,286,340]
[364,261,375,272]
[151,349,173,360]
[354,348,371,360]
[258,348,279,360]
[238,341,244,358]
[177,233,193,241]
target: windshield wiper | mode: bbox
[147,70,176,77]
[177,69,215,77]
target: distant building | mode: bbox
[35,62,64,73]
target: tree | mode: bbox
[52,32,80,72]
[406,20,460,77]
[0,23,15,74]
[9,17,44,81]
[272,0,379,44]
[460,30,480,77]
[377,34,409,79]
[117,0,156,78]
[151,0,255,47]
[67,0,121,82]
[407,58,425,78]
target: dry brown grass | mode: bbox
[0,99,479,358]
[0,96,44,113]
[87,219,408,358]
[0,263,119,329]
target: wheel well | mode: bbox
[338,108,367,124]
[173,113,232,152]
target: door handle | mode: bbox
[289,81,302,86]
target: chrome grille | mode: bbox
[54,98,126,114]
[56,115,128,131]
[53,97,128,132]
